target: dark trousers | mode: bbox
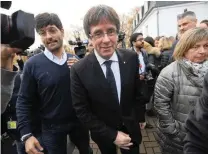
[41,121,90,154]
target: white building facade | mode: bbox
[133,1,208,38]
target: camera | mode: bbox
[117,32,126,49]
[118,32,125,42]
[69,37,88,58]
[1,1,35,51]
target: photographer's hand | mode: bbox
[0,44,21,71]
[67,56,79,68]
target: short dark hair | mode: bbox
[35,13,63,32]
[200,19,208,26]
[177,11,196,21]
[83,5,120,38]
[144,36,155,47]
[129,33,143,47]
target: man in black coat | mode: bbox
[184,72,208,154]
[70,4,145,154]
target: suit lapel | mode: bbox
[116,50,128,106]
[87,51,128,108]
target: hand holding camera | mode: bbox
[1,1,35,71]
[0,44,22,71]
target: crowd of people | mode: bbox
[1,4,208,154]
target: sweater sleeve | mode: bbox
[16,61,37,137]
[1,69,17,114]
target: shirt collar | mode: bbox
[44,48,67,60]
[94,50,118,66]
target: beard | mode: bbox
[136,44,144,49]
[46,39,63,52]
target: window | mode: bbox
[144,1,149,13]
[137,14,140,23]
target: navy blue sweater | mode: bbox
[16,53,77,136]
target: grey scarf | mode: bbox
[178,59,208,88]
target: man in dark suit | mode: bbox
[70,5,144,154]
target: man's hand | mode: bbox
[67,56,79,68]
[139,122,146,129]
[25,136,44,154]
[140,75,145,80]
[114,131,133,150]
[1,44,22,71]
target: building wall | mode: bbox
[134,1,208,38]
[158,2,208,37]
[134,11,158,37]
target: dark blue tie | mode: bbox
[104,60,119,103]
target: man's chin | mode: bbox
[46,46,59,52]
[100,51,114,59]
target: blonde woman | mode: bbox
[64,44,75,55]
[154,28,208,154]
[158,36,173,70]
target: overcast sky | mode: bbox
[6,0,145,49]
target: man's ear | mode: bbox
[132,41,136,46]
[195,19,198,24]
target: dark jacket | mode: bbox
[70,49,144,145]
[130,48,149,71]
[143,41,161,78]
[159,49,172,70]
[184,72,208,154]
[2,72,41,140]
[168,40,179,64]
[1,73,22,137]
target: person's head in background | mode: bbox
[64,44,75,55]
[199,20,208,28]
[144,36,155,47]
[86,41,94,53]
[117,41,122,49]
[35,13,64,54]
[168,36,175,44]
[129,33,144,50]
[173,27,208,63]
[177,11,197,35]
[83,5,120,59]
[154,36,161,47]
[158,37,172,51]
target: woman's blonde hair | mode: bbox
[173,27,208,60]
[158,37,172,50]
[64,44,75,55]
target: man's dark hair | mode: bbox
[155,36,161,41]
[200,19,208,27]
[83,5,120,38]
[177,11,196,21]
[35,13,63,32]
[129,33,143,47]
[144,36,155,47]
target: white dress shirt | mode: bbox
[44,48,67,65]
[94,50,121,103]
[134,47,146,74]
